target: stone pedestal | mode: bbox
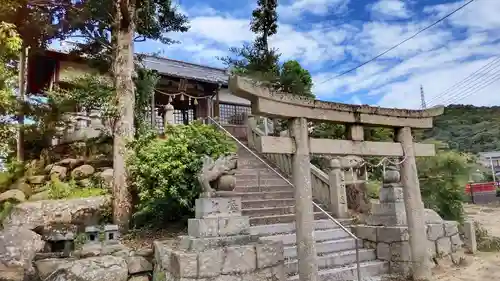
[154,197,285,281]
[354,165,464,277]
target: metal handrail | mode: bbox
[206,116,362,280]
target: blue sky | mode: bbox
[56,0,500,109]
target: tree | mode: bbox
[0,22,21,160]
[221,0,280,85]
[65,0,189,231]
[417,147,471,222]
[279,60,314,98]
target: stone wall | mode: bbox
[34,242,154,281]
[355,218,464,275]
[353,164,465,276]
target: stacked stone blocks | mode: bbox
[154,197,285,281]
[354,165,464,275]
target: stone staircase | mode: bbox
[217,145,389,281]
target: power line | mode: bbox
[426,56,500,105]
[436,70,500,105]
[428,65,500,106]
[318,0,477,85]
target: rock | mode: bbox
[50,165,68,181]
[127,256,153,274]
[35,258,73,280]
[425,209,443,224]
[127,275,149,281]
[3,196,111,230]
[46,255,128,281]
[56,158,84,169]
[0,227,46,280]
[29,190,50,201]
[71,164,95,180]
[0,190,26,203]
[86,157,113,169]
[80,244,103,258]
[44,164,55,174]
[98,168,114,187]
[135,248,154,259]
[27,175,46,185]
[79,179,92,188]
[9,181,32,198]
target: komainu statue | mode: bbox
[197,154,238,198]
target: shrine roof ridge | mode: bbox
[229,75,444,119]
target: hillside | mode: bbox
[423,105,500,154]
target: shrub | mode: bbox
[46,178,108,200]
[417,150,470,222]
[366,180,381,199]
[128,122,237,227]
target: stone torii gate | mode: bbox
[228,76,444,281]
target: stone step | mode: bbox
[285,249,377,276]
[236,173,284,180]
[287,261,389,281]
[249,212,329,225]
[261,228,351,246]
[236,178,289,187]
[284,238,357,258]
[237,163,270,168]
[242,199,295,209]
[249,219,353,236]
[217,191,295,200]
[235,169,277,175]
[234,185,293,193]
[243,205,326,218]
[242,206,296,217]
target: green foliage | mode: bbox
[134,68,160,132]
[128,122,237,227]
[423,105,500,153]
[0,201,14,226]
[280,60,314,98]
[418,150,471,222]
[63,0,189,68]
[46,178,108,200]
[366,180,381,199]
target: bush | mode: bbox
[366,180,381,199]
[417,150,471,222]
[46,178,108,200]
[128,122,237,227]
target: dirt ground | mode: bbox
[431,203,500,281]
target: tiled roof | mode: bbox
[141,56,229,85]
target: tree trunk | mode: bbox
[17,46,28,163]
[112,0,135,232]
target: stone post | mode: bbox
[328,159,348,218]
[289,117,318,281]
[164,103,175,126]
[396,127,431,280]
[246,115,257,149]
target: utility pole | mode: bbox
[490,157,497,184]
[420,85,427,109]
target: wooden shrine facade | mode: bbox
[26,50,252,139]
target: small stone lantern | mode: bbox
[85,226,100,244]
[43,224,76,257]
[103,224,119,244]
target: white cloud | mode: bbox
[370,0,411,19]
[140,0,500,109]
[278,0,350,21]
